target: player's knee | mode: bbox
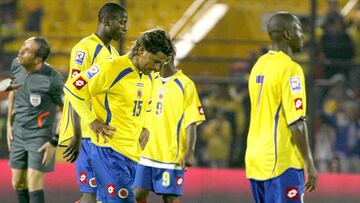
[11,178,27,190]
[162,195,179,203]
[134,188,149,200]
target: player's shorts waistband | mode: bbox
[139,157,182,170]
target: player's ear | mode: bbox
[283,30,291,41]
[137,46,145,57]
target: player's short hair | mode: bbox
[267,12,300,40]
[129,28,176,57]
[29,36,50,62]
[98,2,127,22]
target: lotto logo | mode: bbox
[176,176,183,186]
[106,184,116,196]
[294,98,303,110]
[79,172,87,184]
[198,106,205,115]
[71,69,81,78]
[286,187,299,200]
[73,76,87,90]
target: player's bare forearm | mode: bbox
[70,103,82,140]
[289,119,317,192]
[7,90,15,125]
[183,124,197,169]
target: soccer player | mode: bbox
[133,54,206,203]
[64,28,175,203]
[245,12,317,203]
[58,2,128,203]
[7,36,64,203]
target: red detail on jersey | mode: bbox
[198,106,205,115]
[159,93,164,99]
[79,172,87,184]
[118,188,128,198]
[106,184,116,196]
[73,76,87,90]
[286,187,300,200]
[176,176,183,186]
[294,98,303,110]
[89,178,97,187]
[71,69,81,78]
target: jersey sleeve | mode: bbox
[50,73,65,106]
[64,59,114,125]
[183,80,206,127]
[281,63,307,125]
[69,43,91,80]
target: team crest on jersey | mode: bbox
[137,89,143,98]
[71,69,81,78]
[30,94,41,107]
[285,187,299,200]
[85,65,100,79]
[73,76,87,90]
[176,176,183,186]
[118,188,128,199]
[79,172,87,184]
[89,178,96,188]
[294,98,303,110]
[75,51,86,65]
[106,184,116,196]
[198,106,205,115]
[289,76,301,94]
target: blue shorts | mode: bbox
[133,164,185,196]
[91,144,137,203]
[76,138,97,194]
[250,168,305,203]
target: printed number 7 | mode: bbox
[256,75,264,108]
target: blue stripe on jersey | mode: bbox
[91,44,103,65]
[109,67,133,89]
[104,93,112,125]
[64,86,84,101]
[271,104,282,176]
[175,114,184,158]
[174,79,184,95]
[147,74,152,81]
[155,75,159,79]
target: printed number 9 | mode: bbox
[162,171,170,187]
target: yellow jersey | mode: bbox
[64,55,153,162]
[59,34,119,146]
[140,70,205,169]
[246,51,306,180]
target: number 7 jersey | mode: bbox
[246,51,306,180]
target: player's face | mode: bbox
[17,39,39,68]
[138,51,170,74]
[289,22,304,53]
[109,12,128,41]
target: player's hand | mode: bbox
[0,78,23,92]
[181,152,194,171]
[63,135,81,163]
[139,128,150,150]
[38,142,56,166]
[89,119,116,143]
[305,161,318,192]
[6,124,13,151]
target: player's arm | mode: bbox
[64,63,115,143]
[289,119,317,192]
[6,90,15,151]
[281,65,317,192]
[182,123,197,170]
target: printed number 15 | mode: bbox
[132,100,143,116]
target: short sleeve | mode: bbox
[69,43,91,80]
[183,81,206,127]
[281,63,307,125]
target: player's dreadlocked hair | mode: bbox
[129,28,176,58]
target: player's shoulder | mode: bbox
[71,34,96,51]
[175,70,197,90]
